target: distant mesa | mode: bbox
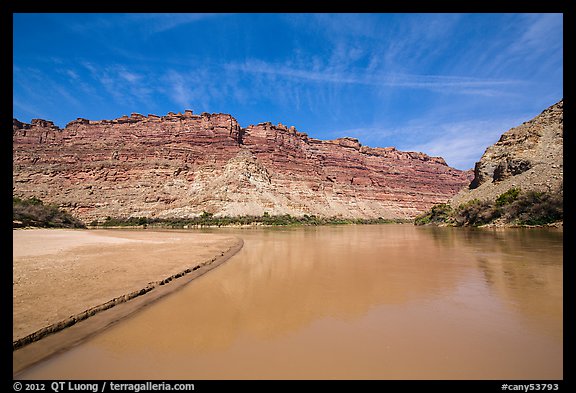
[13,110,473,222]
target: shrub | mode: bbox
[496,187,521,206]
[415,185,562,227]
[504,190,563,225]
[454,199,500,227]
[92,213,408,228]
[414,203,453,225]
[13,197,85,228]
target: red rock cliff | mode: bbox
[13,111,472,221]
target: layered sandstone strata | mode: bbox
[13,111,472,221]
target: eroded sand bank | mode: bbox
[13,229,242,357]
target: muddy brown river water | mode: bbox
[17,225,563,379]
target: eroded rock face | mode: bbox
[453,100,563,206]
[13,111,472,221]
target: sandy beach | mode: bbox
[13,228,242,365]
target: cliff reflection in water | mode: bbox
[474,229,562,338]
[425,226,562,337]
[20,225,562,379]
[97,225,471,352]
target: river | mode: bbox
[18,224,563,379]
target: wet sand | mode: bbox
[13,229,243,374]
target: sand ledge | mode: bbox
[13,236,243,376]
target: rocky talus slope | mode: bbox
[451,100,563,207]
[13,111,472,222]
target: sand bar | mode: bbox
[13,228,242,372]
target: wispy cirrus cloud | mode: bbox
[328,113,533,170]
[161,68,241,111]
[80,63,153,108]
[394,117,530,170]
[509,13,563,57]
[13,65,84,117]
[124,13,229,35]
[66,13,229,37]
[227,59,524,96]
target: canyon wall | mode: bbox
[13,111,473,222]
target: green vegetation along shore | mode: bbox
[92,212,411,228]
[15,187,562,230]
[415,186,563,227]
[12,198,410,229]
[13,197,86,228]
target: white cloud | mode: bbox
[13,65,84,118]
[228,59,523,97]
[118,70,142,83]
[13,99,50,121]
[400,117,529,170]
[125,13,230,35]
[406,133,495,170]
[510,13,563,56]
[65,69,79,80]
[164,71,194,109]
[76,62,155,108]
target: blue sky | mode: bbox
[13,13,563,170]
